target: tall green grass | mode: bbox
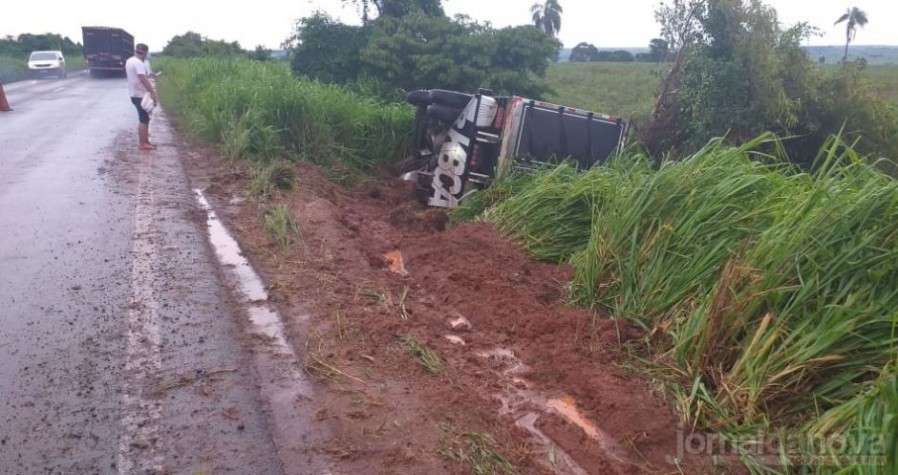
[156,57,413,168]
[474,134,898,472]
[0,56,28,83]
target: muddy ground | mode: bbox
[181,147,714,474]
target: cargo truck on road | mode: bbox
[81,26,134,77]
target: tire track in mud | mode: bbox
[117,161,165,474]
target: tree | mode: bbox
[0,33,82,58]
[288,13,372,84]
[530,0,563,38]
[341,0,444,22]
[361,12,555,96]
[642,0,898,166]
[162,32,243,58]
[648,38,670,62]
[248,45,271,61]
[569,42,599,62]
[595,50,634,62]
[834,7,868,63]
[654,0,704,52]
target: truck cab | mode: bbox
[404,89,630,208]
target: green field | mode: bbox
[865,65,898,106]
[545,62,898,125]
[544,62,661,123]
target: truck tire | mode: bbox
[429,89,473,108]
[406,89,472,109]
[426,104,464,123]
[406,90,431,107]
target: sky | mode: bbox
[2,0,896,52]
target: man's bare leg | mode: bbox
[138,123,155,150]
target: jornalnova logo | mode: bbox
[670,424,889,467]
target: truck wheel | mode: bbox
[426,104,464,123]
[406,89,472,109]
[428,90,473,108]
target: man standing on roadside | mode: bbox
[125,43,158,151]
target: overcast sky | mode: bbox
[3,0,896,52]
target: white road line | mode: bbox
[117,160,165,474]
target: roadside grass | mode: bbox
[249,160,296,198]
[154,57,413,171]
[0,56,29,83]
[465,133,898,472]
[398,335,443,375]
[360,285,410,321]
[440,431,520,475]
[264,204,300,249]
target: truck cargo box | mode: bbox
[82,26,134,76]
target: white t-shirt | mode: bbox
[125,56,148,98]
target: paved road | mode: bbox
[0,74,285,474]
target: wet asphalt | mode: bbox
[0,74,286,474]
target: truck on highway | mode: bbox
[81,26,134,77]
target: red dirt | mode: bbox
[186,155,712,474]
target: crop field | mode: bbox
[546,62,898,124]
[544,62,661,123]
[865,65,898,106]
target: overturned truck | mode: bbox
[404,88,629,208]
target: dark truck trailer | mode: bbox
[81,26,134,77]
[404,89,630,208]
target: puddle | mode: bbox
[448,314,472,331]
[516,413,590,475]
[477,347,633,474]
[444,334,466,346]
[547,397,631,463]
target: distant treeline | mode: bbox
[0,33,83,58]
[561,44,898,65]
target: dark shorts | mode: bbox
[131,96,150,124]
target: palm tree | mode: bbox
[530,0,563,38]
[835,7,869,63]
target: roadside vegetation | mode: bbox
[0,33,85,83]
[461,133,898,473]
[152,0,898,472]
[156,57,412,172]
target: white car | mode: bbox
[28,50,67,79]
